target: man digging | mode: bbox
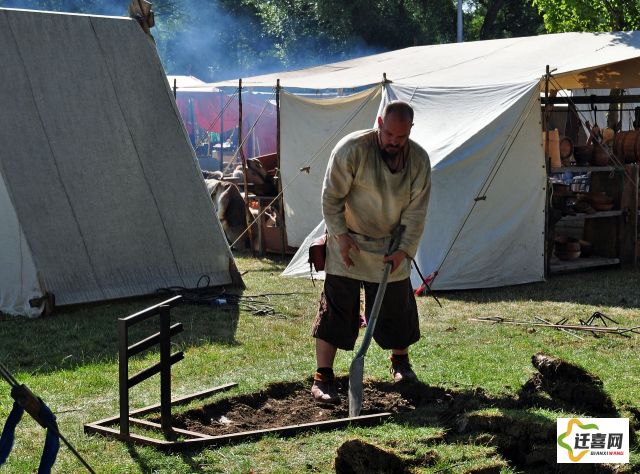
[311,100,432,404]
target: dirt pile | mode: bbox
[172,377,412,436]
[520,352,616,415]
[334,439,408,474]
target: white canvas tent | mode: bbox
[0,8,238,317]
[213,31,640,290]
[281,80,545,289]
[167,75,208,89]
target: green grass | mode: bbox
[0,254,638,473]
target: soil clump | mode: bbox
[519,352,616,415]
[168,354,627,472]
[334,439,408,474]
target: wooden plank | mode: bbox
[542,95,640,105]
[128,351,184,388]
[128,323,183,357]
[559,210,622,221]
[620,164,638,264]
[118,319,129,438]
[128,417,212,440]
[550,166,620,173]
[87,410,390,452]
[85,384,238,426]
[159,306,172,433]
[84,423,172,446]
[168,412,393,451]
[120,295,182,325]
[129,384,239,417]
[550,256,619,273]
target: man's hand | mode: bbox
[337,233,360,268]
[383,249,408,274]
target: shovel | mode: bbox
[348,225,404,418]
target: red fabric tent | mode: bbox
[168,76,276,157]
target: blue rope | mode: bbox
[0,399,60,473]
[0,401,23,465]
[37,401,59,474]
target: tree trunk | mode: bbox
[479,0,506,39]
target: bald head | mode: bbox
[380,100,414,124]
[376,101,414,158]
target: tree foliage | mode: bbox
[241,0,457,68]
[532,0,640,32]
[465,0,545,40]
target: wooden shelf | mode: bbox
[549,256,620,273]
[547,163,638,275]
[560,210,622,221]
[550,166,622,173]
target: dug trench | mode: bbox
[158,354,637,473]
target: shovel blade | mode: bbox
[348,356,365,417]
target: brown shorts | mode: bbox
[312,274,420,350]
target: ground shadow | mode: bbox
[429,265,640,310]
[0,288,242,376]
[240,251,640,311]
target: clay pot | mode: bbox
[592,202,615,212]
[602,127,615,145]
[578,192,612,205]
[579,240,593,257]
[552,183,572,197]
[573,145,593,165]
[554,234,569,245]
[591,142,610,166]
[555,236,581,255]
[559,137,573,160]
[613,130,640,163]
[555,250,581,260]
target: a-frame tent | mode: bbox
[0,8,239,317]
[214,31,640,290]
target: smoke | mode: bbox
[153,0,278,82]
[155,0,384,82]
[0,0,384,82]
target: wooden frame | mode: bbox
[85,296,390,450]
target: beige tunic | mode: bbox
[322,129,431,283]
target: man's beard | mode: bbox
[380,146,401,161]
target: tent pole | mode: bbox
[219,91,224,172]
[173,78,177,99]
[544,65,550,279]
[544,65,550,167]
[187,97,196,148]
[276,79,286,258]
[239,79,255,255]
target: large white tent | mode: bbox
[215,32,640,90]
[213,32,640,290]
[0,8,238,317]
